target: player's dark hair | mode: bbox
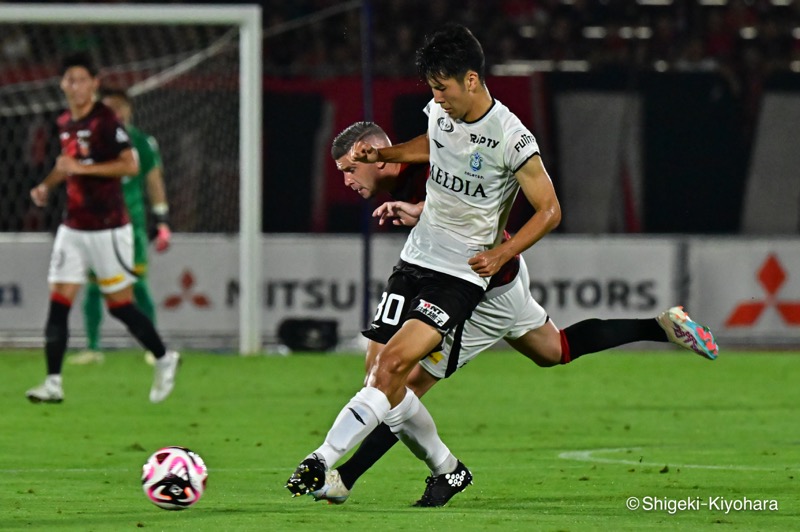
[60,52,98,77]
[330,121,387,159]
[415,24,485,84]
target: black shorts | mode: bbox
[362,260,486,345]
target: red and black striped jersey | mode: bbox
[389,163,428,204]
[486,230,520,292]
[57,102,131,231]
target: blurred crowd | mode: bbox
[3,0,799,83]
[260,0,800,82]
[0,0,796,234]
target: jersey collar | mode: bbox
[461,98,496,125]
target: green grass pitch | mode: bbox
[2,348,798,531]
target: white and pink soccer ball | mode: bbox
[142,446,208,510]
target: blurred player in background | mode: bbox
[307,118,720,507]
[25,53,179,404]
[70,88,172,366]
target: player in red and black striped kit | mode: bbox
[25,53,179,404]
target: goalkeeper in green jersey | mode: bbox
[70,88,171,365]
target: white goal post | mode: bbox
[0,4,262,354]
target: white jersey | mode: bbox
[400,98,540,288]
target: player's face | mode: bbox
[102,95,132,124]
[336,154,380,199]
[427,75,470,121]
[60,67,98,109]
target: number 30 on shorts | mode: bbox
[373,292,406,325]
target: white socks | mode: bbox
[384,387,457,475]
[312,386,458,476]
[313,387,391,468]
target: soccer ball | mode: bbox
[142,446,208,510]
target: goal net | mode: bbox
[0,5,262,353]
[1,22,239,232]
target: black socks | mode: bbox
[44,296,71,375]
[338,423,398,490]
[560,318,666,363]
[108,302,166,359]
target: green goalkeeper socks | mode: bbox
[83,282,103,351]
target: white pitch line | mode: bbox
[558,447,792,472]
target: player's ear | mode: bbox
[376,161,387,170]
[464,71,477,92]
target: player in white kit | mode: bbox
[287,23,563,504]
[307,121,718,506]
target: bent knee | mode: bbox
[373,345,416,376]
[507,331,561,367]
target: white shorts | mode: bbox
[419,256,548,379]
[47,224,137,294]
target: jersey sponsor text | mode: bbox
[415,299,450,327]
[429,163,487,199]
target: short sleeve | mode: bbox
[504,128,540,173]
[90,104,131,161]
[105,117,131,158]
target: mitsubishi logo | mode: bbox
[163,270,212,310]
[725,254,800,327]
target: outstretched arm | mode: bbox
[351,133,429,164]
[468,155,561,277]
[373,200,425,226]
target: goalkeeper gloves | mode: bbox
[152,202,171,252]
[154,225,171,253]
